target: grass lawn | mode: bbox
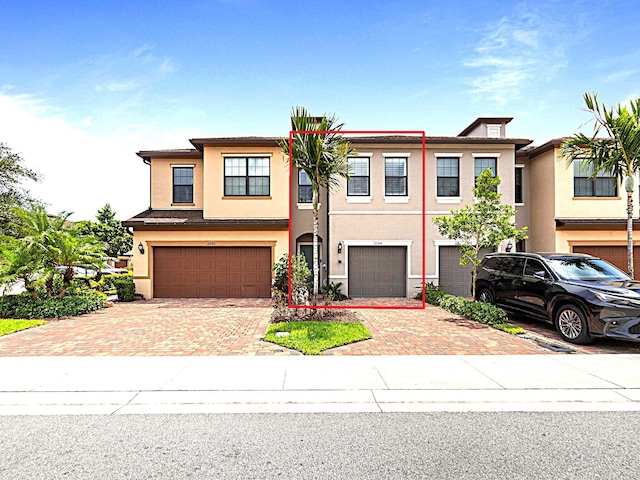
[265,321,372,355]
[0,319,46,336]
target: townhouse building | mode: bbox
[123,138,288,300]
[124,116,638,299]
[520,139,640,277]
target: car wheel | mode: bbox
[477,288,494,304]
[555,304,592,345]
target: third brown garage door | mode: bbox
[348,246,406,297]
[153,247,272,298]
[572,245,640,279]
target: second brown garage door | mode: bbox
[153,247,272,298]
[348,246,406,297]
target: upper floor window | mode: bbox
[385,157,407,196]
[437,158,459,197]
[347,157,369,196]
[573,160,617,197]
[474,157,496,180]
[298,170,312,203]
[224,157,270,196]
[515,167,523,203]
[487,124,502,138]
[173,167,193,203]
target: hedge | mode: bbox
[0,290,106,319]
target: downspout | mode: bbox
[143,157,152,210]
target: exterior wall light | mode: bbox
[138,242,145,254]
[337,241,343,254]
[506,240,513,252]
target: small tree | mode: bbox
[561,93,640,277]
[433,170,528,298]
[75,203,133,258]
[0,142,42,237]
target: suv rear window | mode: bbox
[483,256,525,275]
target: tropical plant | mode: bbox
[0,204,107,298]
[321,282,347,301]
[433,170,528,299]
[561,93,640,277]
[280,106,353,304]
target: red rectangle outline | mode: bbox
[287,130,426,310]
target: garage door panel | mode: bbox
[439,246,492,297]
[154,247,271,298]
[349,246,406,297]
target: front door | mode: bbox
[299,243,321,289]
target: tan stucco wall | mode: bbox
[329,213,423,297]
[528,149,557,252]
[555,151,631,218]
[150,157,204,209]
[131,228,288,299]
[327,142,519,295]
[556,229,635,253]
[202,146,289,219]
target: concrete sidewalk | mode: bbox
[2,355,640,415]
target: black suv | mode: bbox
[475,252,640,344]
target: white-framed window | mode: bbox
[347,157,370,196]
[385,157,407,196]
[298,170,312,203]
[437,157,459,197]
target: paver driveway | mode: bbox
[0,298,638,356]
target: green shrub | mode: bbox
[321,282,347,301]
[111,275,135,302]
[0,290,106,319]
[433,291,524,335]
[416,282,447,305]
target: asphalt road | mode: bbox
[1,412,639,479]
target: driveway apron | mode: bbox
[1,298,637,356]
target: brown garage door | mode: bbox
[154,247,272,298]
[572,246,640,279]
[348,246,406,297]
[439,246,492,297]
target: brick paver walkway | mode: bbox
[0,298,637,356]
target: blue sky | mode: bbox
[1,0,639,220]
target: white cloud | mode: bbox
[462,12,562,105]
[604,70,639,83]
[0,93,149,220]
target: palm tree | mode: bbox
[2,204,107,297]
[280,107,353,304]
[562,93,640,277]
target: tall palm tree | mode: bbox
[562,93,640,277]
[280,107,353,304]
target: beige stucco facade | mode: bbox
[126,138,290,299]
[201,145,289,220]
[526,141,639,254]
[328,131,525,297]
[131,227,288,299]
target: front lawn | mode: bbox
[0,319,46,336]
[264,321,372,355]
